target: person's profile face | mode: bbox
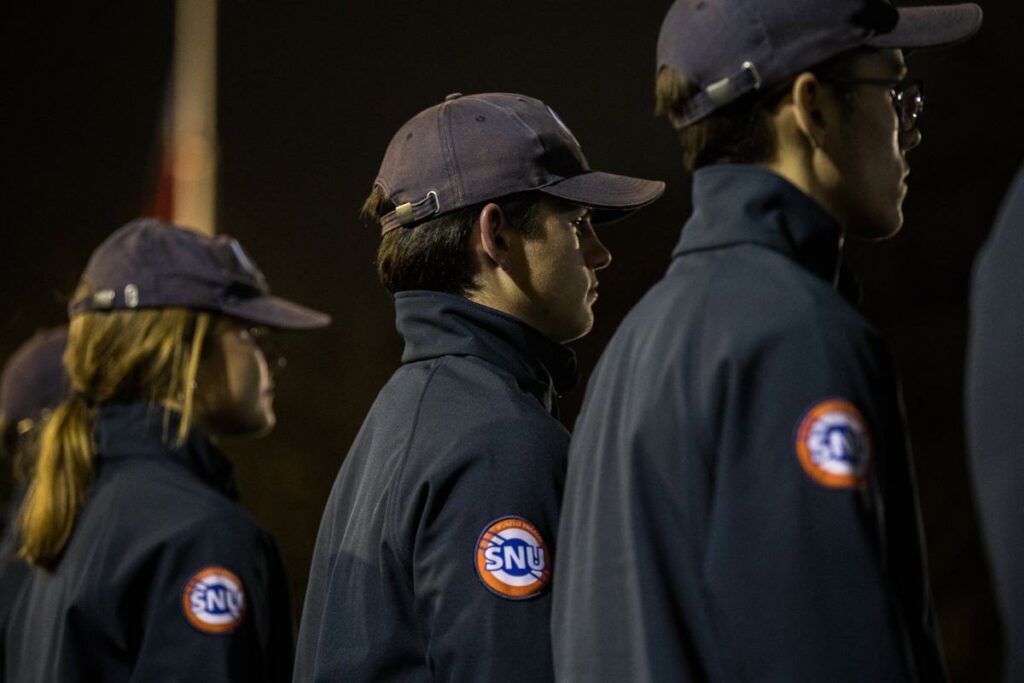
[194,320,276,437]
[515,199,612,343]
[827,49,918,239]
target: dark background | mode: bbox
[2,1,1021,678]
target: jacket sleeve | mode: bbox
[700,315,943,680]
[401,419,566,683]
[129,514,294,682]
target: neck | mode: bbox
[466,285,530,332]
[760,100,853,234]
[762,156,841,225]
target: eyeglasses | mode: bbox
[825,78,925,134]
[239,326,287,371]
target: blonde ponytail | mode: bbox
[18,296,212,568]
[18,394,95,565]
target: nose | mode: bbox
[584,232,612,271]
[899,127,921,152]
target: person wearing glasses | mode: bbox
[551,1,981,681]
[5,218,329,682]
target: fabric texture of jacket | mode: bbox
[294,290,577,682]
[551,165,944,682]
[967,164,1024,682]
[4,402,293,682]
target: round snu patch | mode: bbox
[181,566,246,634]
[475,516,551,600]
[795,399,872,488]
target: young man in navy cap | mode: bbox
[552,1,981,681]
[294,92,663,682]
[967,164,1024,681]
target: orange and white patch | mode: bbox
[181,566,246,634]
[475,516,551,600]
[795,399,872,489]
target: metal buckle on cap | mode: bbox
[742,61,762,89]
[704,61,761,107]
[672,61,763,128]
[92,289,116,308]
[124,284,140,308]
[381,190,440,235]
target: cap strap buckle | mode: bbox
[671,61,762,129]
[381,190,440,235]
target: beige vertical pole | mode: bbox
[172,0,218,234]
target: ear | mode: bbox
[477,202,512,271]
[790,72,830,150]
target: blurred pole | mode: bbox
[171,0,218,234]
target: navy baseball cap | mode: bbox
[658,0,983,128]
[0,326,70,442]
[69,218,330,330]
[375,92,665,234]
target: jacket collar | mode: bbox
[95,402,238,500]
[673,165,845,286]
[394,291,579,413]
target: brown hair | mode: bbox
[365,187,543,296]
[655,51,864,172]
[18,286,211,568]
[655,66,782,172]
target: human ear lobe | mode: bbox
[477,203,512,271]
[791,73,828,150]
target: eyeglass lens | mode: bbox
[896,83,924,133]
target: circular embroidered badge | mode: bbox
[181,566,246,634]
[475,516,551,600]
[795,399,872,488]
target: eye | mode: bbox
[571,215,592,238]
[564,218,583,249]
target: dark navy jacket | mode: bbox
[4,403,294,681]
[0,506,27,680]
[967,164,1024,682]
[552,166,944,682]
[294,291,577,682]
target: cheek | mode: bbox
[196,341,229,400]
[212,342,263,405]
[234,351,268,401]
[225,350,274,431]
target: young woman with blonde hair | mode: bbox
[5,218,329,681]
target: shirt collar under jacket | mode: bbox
[394,290,580,413]
[95,402,239,500]
[674,164,844,287]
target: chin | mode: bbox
[848,208,903,241]
[557,314,594,343]
[244,411,276,437]
[202,411,276,438]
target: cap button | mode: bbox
[444,92,463,101]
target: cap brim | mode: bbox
[867,4,982,50]
[539,171,666,224]
[221,295,331,330]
